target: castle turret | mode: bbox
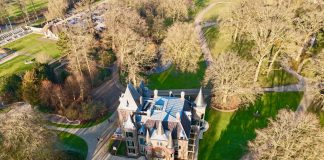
[146,129,151,146]
[195,88,207,108]
[167,132,173,149]
[194,87,207,122]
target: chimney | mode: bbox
[140,96,143,105]
[154,89,158,98]
[147,109,151,117]
[157,121,163,135]
[176,112,181,121]
[181,91,185,99]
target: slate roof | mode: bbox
[118,83,141,110]
[118,82,204,141]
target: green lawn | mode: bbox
[56,131,88,160]
[259,64,299,87]
[199,92,303,160]
[116,141,127,156]
[147,61,207,89]
[320,111,324,126]
[49,112,113,128]
[7,0,48,18]
[203,25,231,58]
[0,34,60,77]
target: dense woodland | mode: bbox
[0,0,203,120]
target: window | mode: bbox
[127,140,134,146]
[139,138,145,145]
[128,148,135,154]
[140,146,145,153]
[178,145,181,149]
[126,132,133,138]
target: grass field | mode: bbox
[147,61,207,89]
[56,131,88,160]
[0,34,60,77]
[199,92,303,160]
[116,141,127,156]
[6,0,48,18]
[320,111,324,126]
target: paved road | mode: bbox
[194,2,217,66]
[91,63,125,111]
[48,113,117,160]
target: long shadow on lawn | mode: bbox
[148,61,207,89]
[200,92,303,160]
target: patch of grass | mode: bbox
[203,26,219,49]
[0,107,10,113]
[203,0,241,21]
[199,92,303,160]
[0,34,60,77]
[56,131,88,160]
[203,25,232,58]
[7,0,48,19]
[147,61,207,89]
[49,112,113,128]
[116,141,127,156]
[320,111,324,126]
[259,64,299,87]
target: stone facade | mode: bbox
[116,82,207,160]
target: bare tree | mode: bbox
[247,109,324,159]
[40,80,54,108]
[156,0,189,21]
[104,1,148,50]
[161,22,201,72]
[303,49,324,110]
[29,0,39,20]
[124,38,157,85]
[290,1,324,63]
[65,24,97,85]
[45,0,68,21]
[0,104,64,159]
[16,0,30,25]
[0,0,9,30]
[230,0,294,81]
[205,52,259,110]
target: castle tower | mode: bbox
[124,115,139,156]
[194,88,207,121]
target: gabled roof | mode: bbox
[118,83,141,110]
[150,121,168,141]
[124,115,135,129]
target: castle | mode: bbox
[116,82,207,160]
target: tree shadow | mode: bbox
[148,61,207,89]
[200,92,303,160]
